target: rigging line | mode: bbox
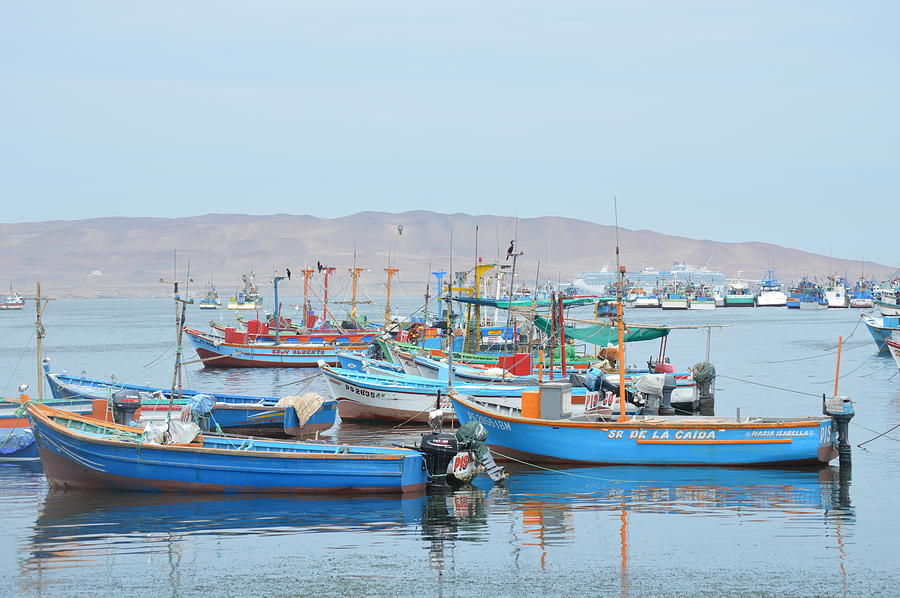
[851,420,900,444]
[809,354,875,384]
[751,341,867,364]
[273,371,322,389]
[489,449,634,484]
[2,328,36,397]
[716,374,821,397]
[856,421,900,447]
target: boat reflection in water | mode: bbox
[23,464,852,594]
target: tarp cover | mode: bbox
[0,428,35,454]
[533,316,669,345]
[276,393,325,426]
[456,420,490,462]
[143,420,201,445]
[188,394,216,416]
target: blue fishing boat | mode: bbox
[850,277,874,308]
[862,314,900,353]
[45,368,337,437]
[185,327,370,368]
[26,403,427,493]
[786,276,826,309]
[447,390,844,466]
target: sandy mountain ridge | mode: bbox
[0,211,892,299]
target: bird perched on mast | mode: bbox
[506,240,515,260]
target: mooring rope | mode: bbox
[852,420,900,446]
[717,374,821,397]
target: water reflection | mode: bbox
[19,465,853,596]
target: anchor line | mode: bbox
[717,375,820,397]
[853,421,900,446]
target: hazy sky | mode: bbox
[2,2,897,265]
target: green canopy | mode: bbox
[533,316,669,345]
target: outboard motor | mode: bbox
[633,374,666,415]
[111,389,142,425]
[449,421,507,487]
[418,410,459,490]
[659,373,677,416]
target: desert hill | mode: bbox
[0,211,891,298]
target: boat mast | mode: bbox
[349,247,364,321]
[301,268,315,325]
[160,274,193,413]
[32,282,53,401]
[384,267,399,327]
[614,199,628,423]
[447,229,455,388]
[432,271,446,322]
[423,261,432,325]
[273,276,285,344]
[322,266,336,326]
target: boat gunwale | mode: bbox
[448,392,829,431]
[27,404,415,461]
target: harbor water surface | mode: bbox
[1,298,898,597]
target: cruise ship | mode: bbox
[567,263,726,295]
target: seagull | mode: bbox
[506,240,515,260]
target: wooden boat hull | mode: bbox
[449,394,837,466]
[186,329,368,368]
[28,405,427,493]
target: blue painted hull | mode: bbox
[28,405,427,493]
[863,316,897,353]
[449,394,836,466]
[46,371,337,437]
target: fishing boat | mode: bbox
[44,368,337,437]
[26,403,427,493]
[447,389,844,466]
[861,314,900,353]
[227,272,263,310]
[208,318,376,345]
[0,285,25,310]
[824,277,849,308]
[786,276,826,310]
[723,278,755,307]
[874,284,900,316]
[198,281,222,310]
[659,282,689,310]
[688,284,716,310]
[633,292,660,308]
[448,256,856,467]
[756,270,788,307]
[185,327,369,368]
[849,278,875,308]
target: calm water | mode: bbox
[1,297,899,597]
